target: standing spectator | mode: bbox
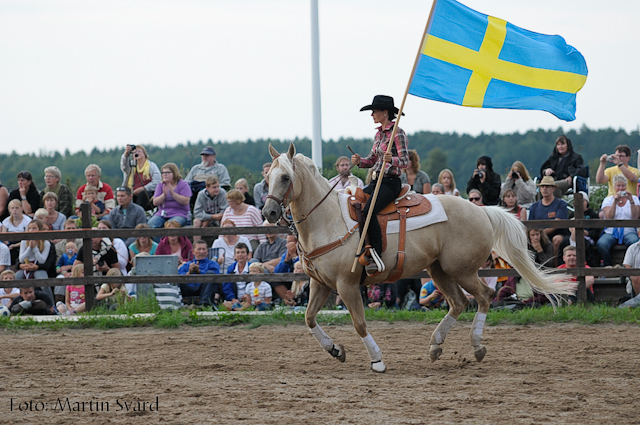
[438,168,459,196]
[528,176,569,258]
[40,166,74,218]
[178,239,220,307]
[466,156,501,205]
[596,144,640,197]
[107,186,147,246]
[220,189,265,251]
[210,220,253,271]
[222,243,251,310]
[9,286,56,316]
[16,219,56,300]
[2,199,32,264]
[400,150,431,194]
[253,162,272,210]
[527,228,554,267]
[128,223,158,259]
[193,175,228,240]
[596,175,640,266]
[185,147,231,209]
[4,171,40,219]
[540,135,587,198]
[328,157,364,193]
[41,192,67,230]
[155,221,193,267]
[120,144,161,210]
[234,179,255,206]
[149,163,192,228]
[468,189,484,206]
[500,161,536,208]
[252,222,287,272]
[500,189,527,221]
[557,246,594,305]
[75,164,115,219]
[0,181,8,220]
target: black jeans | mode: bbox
[363,176,402,254]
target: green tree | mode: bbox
[423,148,448,181]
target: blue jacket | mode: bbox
[273,252,299,274]
[178,257,220,291]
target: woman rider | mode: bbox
[351,95,409,274]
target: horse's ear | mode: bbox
[268,143,280,160]
[287,143,296,160]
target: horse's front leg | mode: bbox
[337,280,386,373]
[306,279,346,363]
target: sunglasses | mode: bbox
[469,197,481,201]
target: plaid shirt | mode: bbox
[359,122,409,178]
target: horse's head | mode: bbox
[263,143,301,223]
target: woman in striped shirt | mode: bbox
[220,189,266,251]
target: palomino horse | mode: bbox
[263,144,575,373]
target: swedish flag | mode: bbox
[408,0,588,121]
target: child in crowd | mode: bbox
[56,242,78,278]
[34,208,52,229]
[192,175,228,241]
[419,279,444,309]
[57,264,86,315]
[75,185,102,227]
[96,268,130,309]
[285,261,309,307]
[243,262,272,311]
[2,199,32,264]
[0,270,20,307]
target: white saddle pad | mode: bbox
[338,193,448,234]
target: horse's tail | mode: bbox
[483,206,576,306]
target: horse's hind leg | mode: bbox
[457,275,495,362]
[306,279,346,363]
[427,261,469,362]
[338,280,386,373]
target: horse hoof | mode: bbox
[474,346,487,362]
[330,343,346,363]
[429,345,443,362]
[370,360,386,373]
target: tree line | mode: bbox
[1,125,638,196]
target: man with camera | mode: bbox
[178,239,220,307]
[120,144,161,210]
[596,144,640,197]
[465,156,501,205]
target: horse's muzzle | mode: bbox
[262,201,281,223]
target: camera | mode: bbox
[511,171,519,179]
[607,154,615,162]
[620,191,627,197]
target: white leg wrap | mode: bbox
[309,325,334,351]
[433,314,457,345]
[361,333,382,362]
[471,312,487,347]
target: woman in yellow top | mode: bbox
[120,144,161,210]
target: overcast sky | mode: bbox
[1,0,638,155]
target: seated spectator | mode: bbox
[128,223,158,259]
[235,178,255,207]
[431,183,445,195]
[596,144,639,197]
[400,149,431,194]
[328,157,364,193]
[120,144,161,210]
[501,161,536,208]
[244,262,272,311]
[149,163,192,228]
[466,156,501,205]
[284,261,309,307]
[0,242,10,273]
[419,279,444,309]
[73,232,120,276]
[500,188,527,221]
[178,239,220,307]
[193,175,228,241]
[57,264,86,315]
[107,186,147,246]
[155,221,193,267]
[53,218,83,302]
[0,181,8,220]
[220,189,266,251]
[597,175,640,266]
[568,191,600,242]
[252,222,287,272]
[9,286,56,315]
[4,171,40,219]
[272,235,299,304]
[557,246,594,305]
[539,135,587,198]
[211,219,253,271]
[96,268,130,310]
[438,168,459,196]
[558,223,599,267]
[1,199,32,264]
[76,185,103,228]
[0,270,19,307]
[16,219,56,299]
[366,283,396,309]
[528,228,554,267]
[41,192,67,231]
[56,241,78,279]
[253,162,273,209]
[75,164,115,219]
[185,147,231,208]
[222,243,251,310]
[529,176,569,258]
[40,166,73,218]
[468,189,484,206]
[622,240,640,299]
[97,220,130,278]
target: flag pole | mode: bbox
[351,0,439,273]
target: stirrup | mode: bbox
[369,248,385,272]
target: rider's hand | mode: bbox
[383,152,392,163]
[351,154,361,166]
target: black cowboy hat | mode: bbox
[360,95,405,116]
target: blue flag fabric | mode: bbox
[408,0,588,121]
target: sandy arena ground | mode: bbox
[1,321,639,424]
